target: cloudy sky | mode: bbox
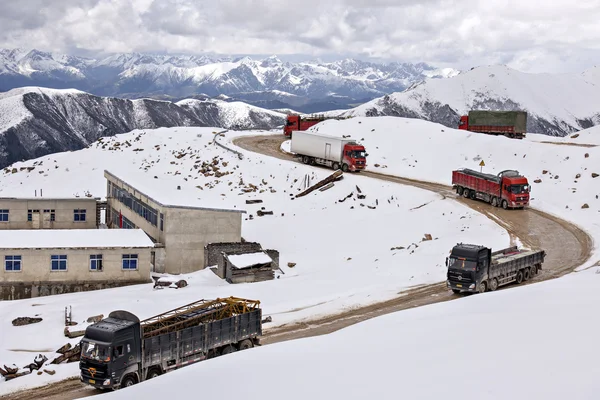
[1,0,599,73]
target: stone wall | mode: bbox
[204,241,262,269]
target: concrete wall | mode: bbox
[0,247,152,283]
[164,208,242,274]
[0,280,150,301]
[0,198,98,230]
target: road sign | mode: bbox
[479,160,485,167]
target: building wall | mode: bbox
[0,198,98,230]
[0,247,152,283]
[105,176,164,243]
[164,208,242,274]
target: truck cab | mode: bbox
[343,143,367,171]
[446,243,490,293]
[79,311,141,390]
[458,115,469,130]
[499,170,530,208]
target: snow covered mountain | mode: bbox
[335,65,600,136]
[0,48,459,112]
[0,87,285,168]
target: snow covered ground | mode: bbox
[104,266,600,400]
[285,116,599,270]
[0,126,508,394]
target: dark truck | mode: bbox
[458,110,527,139]
[79,297,262,390]
[446,243,546,294]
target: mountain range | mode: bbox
[0,48,459,113]
[332,65,600,136]
[0,87,285,169]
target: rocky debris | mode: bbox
[571,133,580,138]
[87,314,104,324]
[246,199,263,204]
[585,153,589,158]
[261,316,273,324]
[391,246,406,251]
[542,170,548,174]
[50,343,81,365]
[287,262,296,268]
[554,175,559,179]
[23,354,48,373]
[257,210,273,216]
[422,234,433,241]
[534,179,542,183]
[56,343,72,354]
[64,326,86,338]
[582,203,590,209]
[12,317,42,326]
[43,369,56,375]
[576,173,581,179]
[592,173,599,178]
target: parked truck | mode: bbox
[458,110,528,139]
[79,297,262,390]
[452,168,530,209]
[290,131,367,172]
[446,243,546,294]
[284,114,329,137]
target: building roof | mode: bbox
[105,170,245,214]
[227,252,273,269]
[0,229,155,249]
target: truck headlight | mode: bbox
[469,284,475,289]
[103,379,111,386]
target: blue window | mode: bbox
[51,255,67,271]
[74,209,86,222]
[122,254,138,270]
[5,256,21,271]
[0,209,9,222]
[90,255,103,271]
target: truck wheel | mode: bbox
[221,345,236,355]
[530,265,537,276]
[462,189,470,198]
[502,200,509,209]
[332,162,340,171]
[523,268,530,281]
[457,186,464,196]
[341,163,349,172]
[147,369,161,379]
[302,155,309,164]
[489,278,499,291]
[478,281,487,293]
[120,375,136,388]
[207,348,220,359]
[238,339,253,350]
[515,270,524,284]
[491,197,498,207]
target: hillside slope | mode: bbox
[0,87,285,168]
[335,65,600,136]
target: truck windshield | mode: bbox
[509,184,529,194]
[448,257,477,271]
[81,341,111,362]
[351,150,366,158]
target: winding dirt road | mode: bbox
[2,134,593,400]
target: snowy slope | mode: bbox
[288,116,600,267]
[337,65,600,136]
[0,126,507,394]
[104,266,600,400]
[0,87,286,168]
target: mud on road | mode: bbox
[2,134,592,400]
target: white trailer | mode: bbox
[289,131,367,172]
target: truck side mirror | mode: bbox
[365,153,369,157]
[445,257,448,267]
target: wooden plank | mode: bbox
[296,170,343,198]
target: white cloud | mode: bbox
[1,0,600,72]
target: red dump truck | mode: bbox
[452,168,530,209]
[284,115,328,137]
[458,110,527,139]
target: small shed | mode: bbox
[223,251,275,284]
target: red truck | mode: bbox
[452,168,530,209]
[458,110,527,139]
[284,115,328,137]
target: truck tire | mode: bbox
[489,278,499,291]
[457,186,464,196]
[302,155,309,164]
[515,270,524,284]
[502,200,509,209]
[478,281,487,293]
[221,345,236,355]
[462,189,470,198]
[530,264,538,276]
[238,339,253,350]
[523,267,531,281]
[491,197,499,207]
[332,162,340,171]
[342,163,349,172]
[147,368,161,379]
[120,375,136,388]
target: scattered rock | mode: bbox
[542,170,548,174]
[554,175,559,179]
[86,314,104,324]
[571,133,580,138]
[534,179,542,183]
[423,234,433,241]
[592,173,599,178]
[585,153,589,158]
[287,262,296,268]
[43,369,56,376]
[576,173,581,179]
[374,163,381,167]
[391,246,406,251]
[261,316,272,324]
[582,203,590,209]
[12,317,42,326]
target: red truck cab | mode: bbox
[458,115,469,130]
[284,115,327,137]
[501,173,530,208]
[452,168,530,209]
[343,143,367,171]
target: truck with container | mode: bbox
[446,243,546,294]
[452,168,531,209]
[458,110,528,139]
[284,114,329,137]
[290,131,367,172]
[79,297,262,390]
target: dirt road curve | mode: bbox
[2,134,592,400]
